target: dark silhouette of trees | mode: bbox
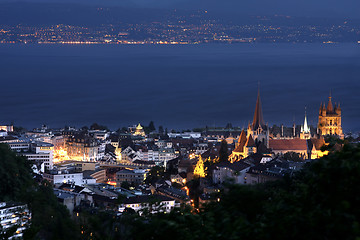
[158,126,164,135]
[120,144,360,240]
[219,139,229,162]
[283,151,303,161]
[148,121,156,132]
[0,144,80,240]
[90,123,109,131]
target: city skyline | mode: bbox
[1,1,360,239]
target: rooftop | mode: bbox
[121,194,173,204]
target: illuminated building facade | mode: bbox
[43,170,84,185]
[318,94,343,138]
[229,89,267,162]
[116,169,147,186]
[229,130,257,162]
[159,148,176,166]
[118,195,175,214]
[0,125,13,132]
[134,123,145,137]
[308,137,329,159]
[8,141,54,170]
[24,142,54,170]
[65,133,99,162]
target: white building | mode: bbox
[8,141,54,170]
[7,141,30,152]
[97,142,106,160]
[213,161,251,185]
[155,140,173,149]
[121,146,142,162]
[138,148,159,162]
[26,130,53,143]
[27,142,54,169]
[159,148,177,166]
[0,125,13,132]
[168,132,201,139]
[116,169,147,186]
[195,143,209,155]
[118,195,175,215]
[0,202,31,239]
[43,170,84,186]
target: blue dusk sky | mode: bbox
[0,0,359,18]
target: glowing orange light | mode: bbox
[106,181,117,186]
[53,147,69,163]
[193,156,205,178]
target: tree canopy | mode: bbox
[218,139,229,162]
[90,123,109,131]
[0,144,80,240]
[122,143,360,240]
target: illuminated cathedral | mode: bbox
[318,94,343,138]
[246,89,269,147]
[229,89,269,162]
[229,90,342,162]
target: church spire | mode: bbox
[326,92,333,113]
[252,88,265,130]
[300,107,311,139]
[302,107,310,133]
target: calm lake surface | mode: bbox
[0,43,359,132]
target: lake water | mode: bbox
[0,43,359,132]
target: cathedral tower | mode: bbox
[318,94,343,138]
[247,88,269,147]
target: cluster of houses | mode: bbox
[0,92,350,238]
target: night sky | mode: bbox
[1,0,360,18]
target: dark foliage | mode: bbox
[283,151,303,161]
[0,144,80,240]
[158,126,164,135]
[90,123,109,131]
[120,143,360,240]
[145,166,167,184]
[219,139,229,162]
[148,121,156,132]
[0,144,34,202]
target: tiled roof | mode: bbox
[122,194,173,204]
[178,159,193,168]
[309,138,326,150]
[269,139,308,151]
[245,134,256,147]
[252,90,266,130]
[214,161,250,172]
[233,130,247,153]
